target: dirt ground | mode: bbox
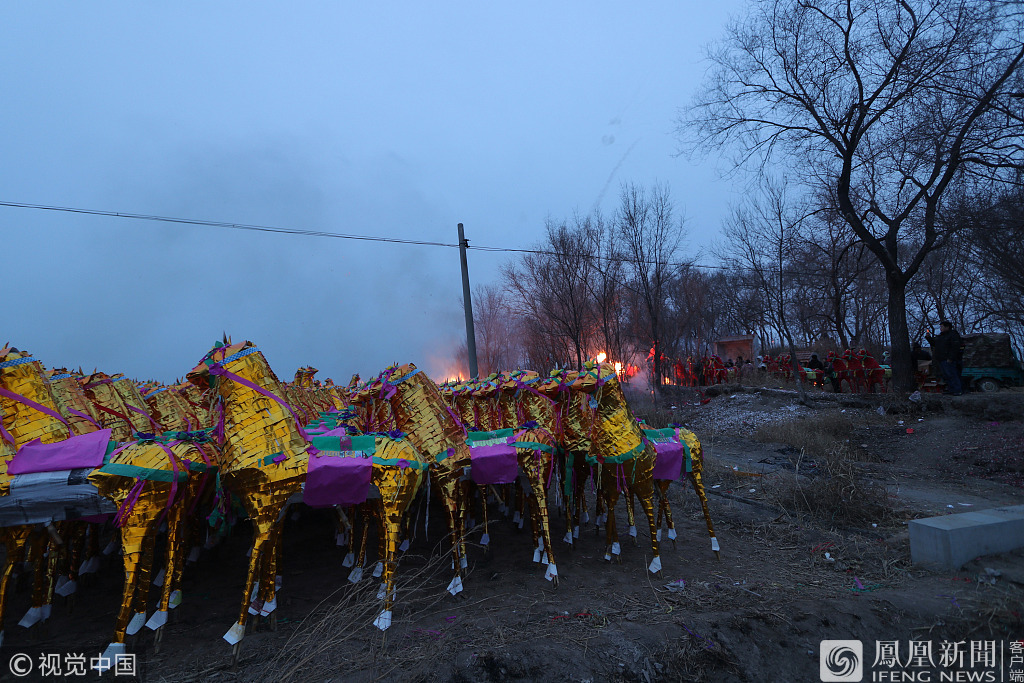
[1,386,1022,682]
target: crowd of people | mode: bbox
[649,348,889,393]
[645,321,966,395]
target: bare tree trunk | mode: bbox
[779,237,809,405]
[888,278,915,392]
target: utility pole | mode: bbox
[458,223,479,379]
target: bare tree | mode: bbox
[473,284,525,373]
[720,179,810,403]
[793,205,878,348]
[961,185,1024,338]
[684,0,1024,390]
[666,267,717,357]
[909,229,983,335]
[616,182,687,388]
[503,218,598,368]
[587,212,630,365]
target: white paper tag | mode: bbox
[373,610,392,631]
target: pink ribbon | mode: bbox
[126,403,161,431]
[155,442,181,510]
[209,366,310,441]
[0,386,70,444]
[0,386,69,425]
[67,408,102,429]
[445,404,468,436]
[114,478,146,528]
[187,443,215,517]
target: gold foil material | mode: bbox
[499,373,559,572]
[88,438,197,643]
[0,526,33,633]
[144,385,197,432]
[557,371,593,453]
[112,375,162,434]
[177,383,212,429]
[80,372,137,441]
[451,384,478,431]
[188,341,307,627]
[471,381,501,432]
[358,384,397,433]
[366,436,425,612]
[112,497,162,642]
[576,363,659,562]
[676,427,717,551]
[48,369,101,436]
[0,348,72,496]
[386,363,471,577]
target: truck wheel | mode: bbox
[977,378,1000,393]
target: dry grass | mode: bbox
[912,582,1024,641]
[657,630,740,682]
[752,412,856,458]
[251,537,466,682]
[763,443,895,527]
[626,389,681,428]
[706,414,899,528]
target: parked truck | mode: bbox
[959,333,1024,392]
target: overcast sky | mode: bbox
[1,1,745,384]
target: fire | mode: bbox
[595,352,607,363]
[614,361,622,379]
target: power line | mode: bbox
[0,200,460,249]
[0,198,969,282]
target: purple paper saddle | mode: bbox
[7,429,113,475]
[469,444,519,485]
[305,453,373,508]
[651,441,685,481]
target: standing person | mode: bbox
[925,321,963,395]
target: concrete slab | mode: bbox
[909,505,1024,571]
